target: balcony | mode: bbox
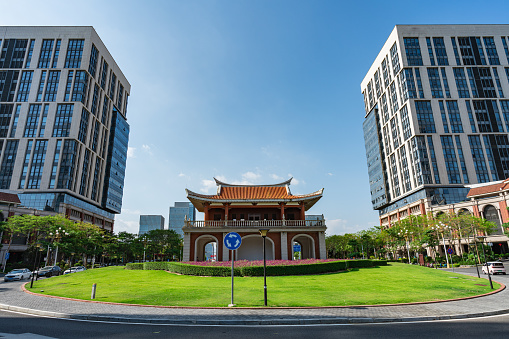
[184,219,325,228]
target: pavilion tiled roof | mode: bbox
[467,178,509,198]
[186,178,323,212]
[0,192,21,205]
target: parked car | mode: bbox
[482,262,506,275]
[4,268,32,282]
[63,266,86,275]
[37,266,62,277]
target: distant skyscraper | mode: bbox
[0,26,131,232]
[361,25,509,226]
[139,215,164,235]
[169,202,195,237]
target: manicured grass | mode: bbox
[26,263,500,307]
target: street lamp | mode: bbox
[477,236,494,289]
[259,228,270,307]
[30,243,42,288]
[49,228,68,266]
[438,222,451,269]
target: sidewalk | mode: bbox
[0,273,508,325]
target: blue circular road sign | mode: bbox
[224,232,242,250]
[447,248,454,255]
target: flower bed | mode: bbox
[126,259,387,276]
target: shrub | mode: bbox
[126,263,144,270]
[136,259,387,277]
[453,263,460,267]
[143,262,170,270]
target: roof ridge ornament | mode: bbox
[213,176,293,187]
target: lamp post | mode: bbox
[49,228,68,266]
[438,222,451,268]
[30,243,42,288]
[259,229,270,307]
[477,236,494,289]
[472,236,481,278]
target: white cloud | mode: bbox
[141,144,153,155]
[242,171,260,181]
[127,147,136,159]
[120,208,142,215]
[270,174,283,181]
[200,179,216,193]
[178,173,186,177]
[325,218,376,236]
[288,174,300,185]
[328,173,333,176]
[114,218,140,234]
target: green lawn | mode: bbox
[26,263,500,307]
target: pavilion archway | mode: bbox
[291,234,315,259]
[236,235,274,261]
[194,235,218,261]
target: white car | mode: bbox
[4,268,32,282]
[63,266,87,275]
[482,262,506,275]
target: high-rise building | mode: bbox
[139,215,165,235]
[361,25,509,226]
[169,202,195,237]
[0,26,130,232]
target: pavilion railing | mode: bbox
[184,220,325,228]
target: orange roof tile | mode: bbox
[0,192,21,204]
[467,178,509,197]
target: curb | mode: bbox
[19,281,507,310]
[1,302,509,325]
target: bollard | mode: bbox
[91,283,97,299]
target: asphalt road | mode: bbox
[0,265,507,338]
[1,309,509,339]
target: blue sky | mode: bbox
[5,0,509,235]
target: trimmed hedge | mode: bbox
[126,259,387,276]
[125,263,143,270]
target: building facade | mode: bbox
[361,25,509,228]
[0,26,131,232]
[138,215,165,235]
[168,202,195,237]
[182,178,326,262]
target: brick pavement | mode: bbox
[0,271,508,325]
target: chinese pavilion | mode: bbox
[183,178,326,261]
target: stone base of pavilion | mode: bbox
[182,226,327,262]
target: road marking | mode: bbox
[1,308,509,327]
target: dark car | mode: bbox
[37,266,62,277]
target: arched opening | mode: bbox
[291,234,315,259]
[194,235,218,261]
[458,208,471,216]
[236,235,274,261]
[483,205,503,235]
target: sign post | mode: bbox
[224,232,242,307]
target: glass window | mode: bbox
[38,104,48,137]
[0,104,13,138]
[56,140,77,189]
[27,140,48,189]
[49,140,62,189]
[483,37,500,65]
[400,105,411,140]
[502,37,509,64]
[25,40,35,68]
[36,70,46,102]
[453,68,470,98]
[78,108,90,143]
[64,39,84,68]
[88,44,99,78]
[439,101,449,133]
[19,140,33,189]
[426,37,435,66]
[454,136,469,184]
[427,68,443,98]
[37,39,54,68]
[71,70,88,103]
[441,136,461,184]
[400,68,417,100]
[52,39,61,68]
[64,70,73,102]
[446,101,463,133]
[390,43,401,74]
[451,37,461,66]
[24,104,40,137]
[440,68,450,98]
[52,104,74,137]
[433,37,449,66]
[16,70,33,102]
[44,70,60,102]
[415,101,436,133]
[0,140,19,189]
[403,38,423,66]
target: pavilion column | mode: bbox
[300,202,305,221]
[204,203,209,221]
[224,203,229,220]
[280,203,285,220]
